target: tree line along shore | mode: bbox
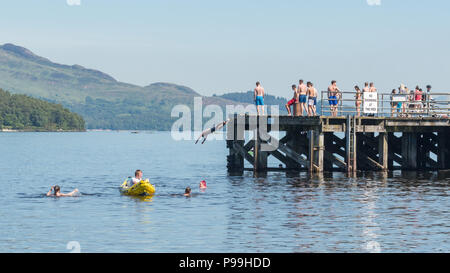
[0,88,85,132]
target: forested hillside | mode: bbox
[0,88,85,131]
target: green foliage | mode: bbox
[67,96,183,130]
[0,88,85,131]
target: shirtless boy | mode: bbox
[363,82,370,93]
[285,84,299,116]
[328,80,341,117]
[297,79,308,116]
[254,82,265,115]
[307,82,318,116]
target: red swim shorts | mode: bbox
[287,98,297,106]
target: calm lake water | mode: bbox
[0,131,449,253]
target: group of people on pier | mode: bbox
[388,84,433,117]
[253,80,319,116]
[285,79,318,117]
[254,80,437,117]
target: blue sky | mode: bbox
[1,0,449,97]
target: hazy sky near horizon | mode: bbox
[1,0,449,97]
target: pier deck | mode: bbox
[226,115,450,175]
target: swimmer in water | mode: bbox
[195,119,230,144]
[184,187,192,197]
[199,180,207,189]
[46,185,79,197]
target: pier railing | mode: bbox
[320,91,450,117]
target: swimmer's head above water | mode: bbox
[47,185,79,197]
[199,180,207,189]
[53,185,60,195]
[184,187,192,196]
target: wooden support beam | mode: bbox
[324,150,347,169]
[244,140,255,151]
[401,132,418,170]
[388,132,395,169]
[314,132,324,172]
[233,142,255,165]
[226,118,244,175]
[269,150,302,169]
[275,142,310,167]
[309,131,314,172]
[366,156,384,170]
[438,129,450,170]
[323,133,334,171]
[378,133,388,170]
[253,127,268,173]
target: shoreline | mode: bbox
[0,128,86,132]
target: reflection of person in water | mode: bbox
[195,119,230,144]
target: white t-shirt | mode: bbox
[132,177,140,184]
[127,177,140,186]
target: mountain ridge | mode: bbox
[0,43,250,129]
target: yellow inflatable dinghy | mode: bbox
[120,178,155,196]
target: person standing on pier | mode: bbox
[254,81,265,115]
[285,84,299,116]
[361,83,370,117]
[399,84,408,116]
[367,83,377,117]
[369,82,377,92]
[307,82,318,116]
[363,82,370,93]
[424,85,432,113]
[355,86,362,117]
[298,79,308,116]
[328,80,341,117]
[414,86,423,112]
[391,89,398,117]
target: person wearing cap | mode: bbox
[199,180,207,189]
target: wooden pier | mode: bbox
[226,114,450,175]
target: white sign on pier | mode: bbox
[363,92,378,114]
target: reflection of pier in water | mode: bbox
[226,114,450,175]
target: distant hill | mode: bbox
[0,88,85,131]
[0,43,247,130]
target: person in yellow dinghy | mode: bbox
[121,169,156,196]
[128,169,143,186]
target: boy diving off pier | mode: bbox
[195,119,230,144]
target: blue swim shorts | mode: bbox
[299,95,307,103]
[255,96,264,106]
[329,96,337,106]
